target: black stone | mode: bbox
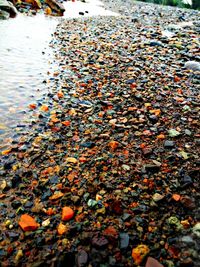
[11,200,21,209]
[6,231,19,241]
[11,175,22,188]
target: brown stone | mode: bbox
[145,257,164,267]
[45,0,65,15]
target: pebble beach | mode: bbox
[0,0,200,266]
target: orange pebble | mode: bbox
[79,157,87,163]
[45,208,55,216]
[108,141,119,150]
[29,103,37,109]
[172,194,181,201]
[62,121,71,126]
[62,207,74,221]
[57,91,64,98]
[19,214,39,231]
[132,245,150,265]
[157,134,165,139]
[45,7,52,15]
[40,105,49,112]
[174,76,181,82]
[57,223,67,235]
[1,149,11,155]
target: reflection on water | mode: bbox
[0,0,119,150]
[0,13,58,148]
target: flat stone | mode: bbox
[145,257,164,267]
[92,235,108,248]
[164,140,175,148]
[119,233,129,249]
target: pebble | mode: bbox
[145,257,164,267]
[152,193,165,202]
[0,0,199,266]
[184,61,200,71]
[168,129,181,137]
[119,233,129,249]
[192,223,200,237]
[92,235,108,248]
[76,250,88,267]
[164,140,175,148]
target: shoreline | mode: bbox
[0,0,200,266]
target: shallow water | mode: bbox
[0,14,57,147]
[0,0,119,150]
[63,0,119,17]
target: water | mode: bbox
[0,0,119,150]
[0,14,57,148]
[63,0,119,17]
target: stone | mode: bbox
[119,233,129,249]
[92,235,108,248]
[192,223,200,237]
[168,129,181,137]
[152,193,165,202]
[76,250,88,267]
[45,0,65,15]
[24,0,41,9]
[180,196,196,209]
[0,9,9,19]
[185,129,192,136]
[184,61,200,71]
[164,140,175,148]
[145,164,160,172]
[181,236,195,245]
[132,245,150,265]
[0,0,17,18]
[18,214,39,231]
[145,257,164,267]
